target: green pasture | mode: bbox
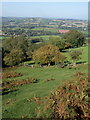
[81,31,88,34]
[31,27,69,33]
[2,45,88,118]
[31,27,60,32]
[0,36,2,40]
[64,45,88,63]
[2,63,88,118]
[28,35,61,42]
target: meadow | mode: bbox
[28,35,60,42]
[2,45,88,118]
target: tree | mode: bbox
[62,30,85,48]
[3,35,28,55]
[33,44,65,66]
[2,47,9,67]
[56,39,72,51]
[70,50,82,66]
[4,49,25,66]
[2,36,30,67]
[49,36,72,51]
[49,36,60,45]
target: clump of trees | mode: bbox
[33,44,66,66]
[2,35,46,67]
[49,36,70,51]
[49,30,85,51]
[62,30,85,48]
[2,36,29,67]
[3,36,28,52]
[2,30,85,67]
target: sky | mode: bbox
[1,0,89,2]
[2,2,88,20]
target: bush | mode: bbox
[2,72,23,79]
[2,77,39,88]
[35,72,89,119]
[2,77,39,95]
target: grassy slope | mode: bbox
[64,45,88,63]
[2,46,88,118]
[2,64,88,118]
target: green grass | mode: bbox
[2,65,88,118]
[0,37,2,40]
[28,35,60,42]
[2,46,88,118]
[63,45,88,63]
[81,31,88,34]
[23,61,35,64]
[31,27,67,33]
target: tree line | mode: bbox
[2,28,59,37]
[2,30,86,67]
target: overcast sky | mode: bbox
[2,2,88,20]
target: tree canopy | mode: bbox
[3,36,28,52]
[62,30,85,48]
[2,36,29,67]
[33,44,66,65]
[4,49,25,66]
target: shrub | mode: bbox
[2,77,39,95]
[70,50,82,66]
[35,72,89,119]
[2,72,23,79]
[2,77,39,88]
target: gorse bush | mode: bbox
[2,77,39,89]
[2,72,23,79]
[35,72,89,119]
[2,77,39,95]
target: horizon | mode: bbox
[2,2,88,20]
[1,16,88,21]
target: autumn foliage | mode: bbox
[4,49,26,66]
[2,77,39,95]
[2,72,23,79]
[33,44,66,65]
[35,72,89,119]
